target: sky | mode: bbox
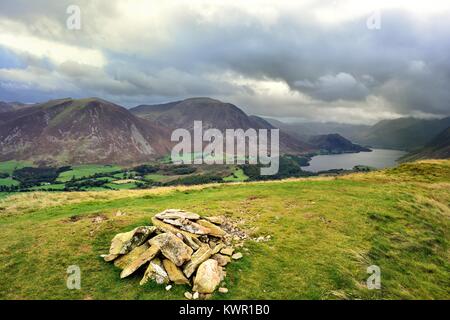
[0,0,449,124]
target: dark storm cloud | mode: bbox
[0,1,449,123]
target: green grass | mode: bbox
[0,161,32,175]
[144,174,169,182]
[223,168,249,182]
[112,173,128,179]
[106,183,137,190]
[0,160,448,300]
[0,178,20,187]
[95,177,115,183]
[29,184,66,191]
[0,193,10,199]
[57,165,122,182]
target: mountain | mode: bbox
[262,118,371,153]
[263,118,371,141]
[265,116,450,151]
[0,98,172,165]
[132,98,255,131]
[131,98,314,154]
[351,117,450,151]
[0,102,13,113]
[307,134,372,154]
[402,127,450,161]
[0,101,32,113]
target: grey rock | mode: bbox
[183,245,212,278]
[120,245,160,278]
[109,226,156,255]
[155,209,200,220]
[193,260,222,294]
[149,233,193,266]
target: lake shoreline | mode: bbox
[301,149,407,173]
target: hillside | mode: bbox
[264,118,371,141]
[307,134,372,153]
[0,102,13,113]
[352,117,450,151]
[264,118,371,153]
[0,160,448,300]
[402,127,450,161]
[132,98,257,131]
[0,101,32,114]
[131,98,314,154]
[0,98,172,165]
[265,117,450,151]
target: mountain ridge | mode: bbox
[401,127,450,161]
[307,134,372,154]
[353,117,450,151]
[0,98,172,165]
[131,97,315,154]
[264,116,450,152]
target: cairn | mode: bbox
[101,209,246,298]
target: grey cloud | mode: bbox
[294,73,370,102]
[0,1,450,123]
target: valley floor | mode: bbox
[0,160,449,300]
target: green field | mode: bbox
[0,178,19,187]
[0,161,32,175]
[29,184,66,191]
[0,160,448,300]
[0,193,10,199]
[106,182,137,190]
[57,165,122,182]
[223,168,249,182]
[144,174,169,182]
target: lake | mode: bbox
[301,149,407,173]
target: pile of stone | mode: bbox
[101,209,244,298]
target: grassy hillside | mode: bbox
[401,127,450,162]
[0,160,448,300]
[0,160,33,175]
[352,117,450,151]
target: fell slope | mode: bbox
[307,134,372,153]
[0,102,13,113]
[0,160,448,300]
[264,118,371,142]
[265,116,450,151]
[352,117,450,151]
[0,98,172,165]
[402,127,450,161]
[131,98,314,154]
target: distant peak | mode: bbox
[182,97,223,103]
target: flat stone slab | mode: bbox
[151,217,199,239]
[114,242,150,270]
[183,245,212,278]
[120,245,160,278]
[204,216,225,225]
[163,259,190,285]
[220,247,235,256]
[109,226,156,255]
[155,209,200,221]
[149,233,193,267]
[197,219,226,237]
